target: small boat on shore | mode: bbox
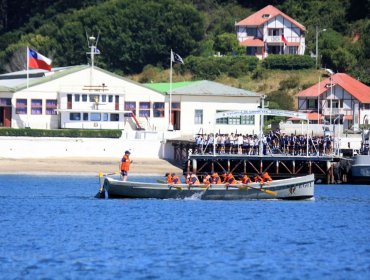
[96,174,314,200]
[351,130,370,183]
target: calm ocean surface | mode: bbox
[0,174,369,280]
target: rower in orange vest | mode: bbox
[171,173,181,184]
[202,173,211,185]
[253,173,263,183]
[241,174,252,184]
[223,172,238,185]
[211,172,222,184]
[189,173,200,185]
[262,172,273,183]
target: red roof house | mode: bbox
[236,5,306,59]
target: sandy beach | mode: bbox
[0,157,183,175]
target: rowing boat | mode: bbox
[97,174,314,200]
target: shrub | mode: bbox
[262,55,315,70]
[0,128,122,138]
[183,55,259,79]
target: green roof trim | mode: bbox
[144,81,200,93]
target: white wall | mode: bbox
[178,95,261,135]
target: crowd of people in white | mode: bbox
[193,130,335,156]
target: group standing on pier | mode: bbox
[194,130,334,156]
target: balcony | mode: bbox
[322,108,353,116]
[265,36,302,44]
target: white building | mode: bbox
[235,5,306,59]
[0,66,262,137]
[297,73,370,131]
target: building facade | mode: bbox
[235,5,306,59]
[0,66,262,137]
[297,73,370,130]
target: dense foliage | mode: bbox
[0,128,122,138]
[262,55,315,70]
[0,0,369,83]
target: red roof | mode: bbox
[344,115,353,120]
[297,73,370,103]
[240,38,264,47]
[235,5,306,31]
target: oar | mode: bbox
[228,184,277,196]
[95,172,106,199]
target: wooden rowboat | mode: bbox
[97,174,314,200]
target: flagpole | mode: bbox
[26,46,29,88]
[169,49,173,130]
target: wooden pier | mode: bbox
[170,140,343,184]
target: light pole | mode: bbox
[315,26,326,69]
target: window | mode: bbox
[89,94,99,102]
[0,98,11,106]
[171,102,181,110]
[103,113,109,121]
[139,102,151,117]
[153,102,165,118]
[308,99,317,109]
[288,46,298,54]
[46,99,57,115]
[108,95,113,102]
[75,95,80,102]
[70,113,81,120]
[16,99,27,114]
[124,101,136,117]
[82,94,87,102]
[331,100,339,109]
[262,14,270,19]
[102,95,107,102]
[240,115,255,125]
[216,110,254,125]
[111,113,119,121]
[194,110,203,124]
[246,28,257,37]
[31,99,42,115]
[268,28,280,36]
[83,113,89,121]
[91,113,101,121]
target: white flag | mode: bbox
[171,51,184,64]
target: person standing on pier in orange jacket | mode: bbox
[120,150,132,181]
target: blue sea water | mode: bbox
[0,174,369,280]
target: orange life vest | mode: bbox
[211,173,222,184]
[225,173,237,184]
[172,175,181,184]
[262,172,272,183]
[203,175,211,185]
[254,175,263,183]
[120,154,131,171]
[242,175,251,184]
[167,174,174,184]
[189,174,200,185]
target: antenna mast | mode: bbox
[86,32,100,86]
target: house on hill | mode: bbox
[0,66,261,136]
[297,73,370,130]
[235,5,306,59]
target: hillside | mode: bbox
[0,0,369,106]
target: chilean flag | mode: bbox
[281,34,288,45]
[28,47,52,71]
